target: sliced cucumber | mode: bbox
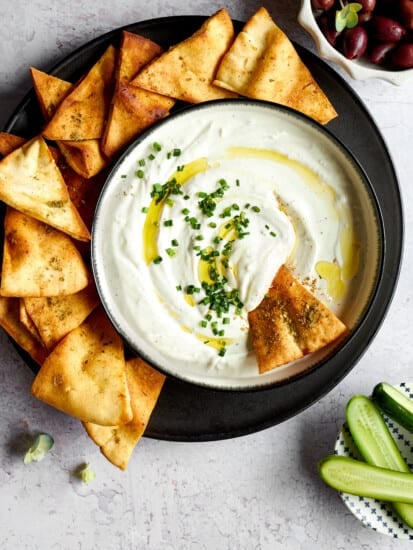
[373,382,413,433]
[320,455,413,504]
[346,394,409,472]
[346,394,413,527]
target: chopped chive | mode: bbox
[141,206,149,213]
[173,148,181,156]
[171,239,179,247]
[166,248,176,257]
[136,169,145,178]
[182,208,190,215]
[209,222,217,228]
[223,317,230,325]
[270,231,277,237]
[148,153,155,161]
[201,320,208,328]
[166,198,174,207]
[218,347,227,357]
[195,235,204,241]
[153,142,162,152]
[218,330,225,337]
[121,174,127,178]
[153,256,163,264]
[164,219,173,227]
[184,194,190,200]
[138,159,146,167]
[177,165,185,172]
[176,285,182,291]
[252,206,261,213]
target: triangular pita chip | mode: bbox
[43,45,116,140]
[0,297,47,365]
[248,265,347,373]
[57,140,108,179]
[30,68,108,177]
[102,31,175,158]
[24,283,100,350]
[31,307,133,426]
[30,67,73,120]
[83,357,166,470]
[132,9,237,103]
[213,7,337,125]
[0,209,90,297]
[0,132,27,157]
[0,136,90,240]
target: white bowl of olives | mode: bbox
[298,0,413,85]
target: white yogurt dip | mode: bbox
[93,102,380,387]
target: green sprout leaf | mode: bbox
[335,2,362,32]
[75,463,96,484]
[23,433,54,464]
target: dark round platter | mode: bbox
[1,16,403,441]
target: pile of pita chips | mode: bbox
[213,7,337,125]
[132,8,238,103]
[0,7,344,470]
[248,265,348,374]
[84,357,165,470]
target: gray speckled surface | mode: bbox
[1,1,413,548]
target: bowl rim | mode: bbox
[298,0,413,85]
[91,98,385,392]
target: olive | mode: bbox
[317,12,341,46]
[399,0,413,30]
[311,0,335,10]
[359,0,377,12]
[390,42,413,67]
[368,42,396,64]
[370,15,407,42]
[342,26,369,59]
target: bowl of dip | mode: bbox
[92,99,383,390]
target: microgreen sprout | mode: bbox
[23,433,54,464]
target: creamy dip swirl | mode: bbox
[97,104,367,381]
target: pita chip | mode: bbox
[132,9,237,103]
[0,136,90,240]
[84,357,166,470]
[30,67,73,120]
[213,7,337,125]
[0,209,90,297]
[43,45,116,140]
[248,265,347,373]
[24,283,100,350]
[30,68,108,177]
[31,307,133,426]
[102,32,175,158]
[0,297,47,365]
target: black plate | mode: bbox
[2,16,403,441]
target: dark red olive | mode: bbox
[359,0,377,12]
[368,41,396,64]
[370,16,407,42]
[359,11,373,24]
[311,0,335,10]
[390,42,413,67]
[342,26,369,59]
[317,12,341,46]
[399,0,413,30]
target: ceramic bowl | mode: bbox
[92,99,383,390]
[298,0,413,85]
